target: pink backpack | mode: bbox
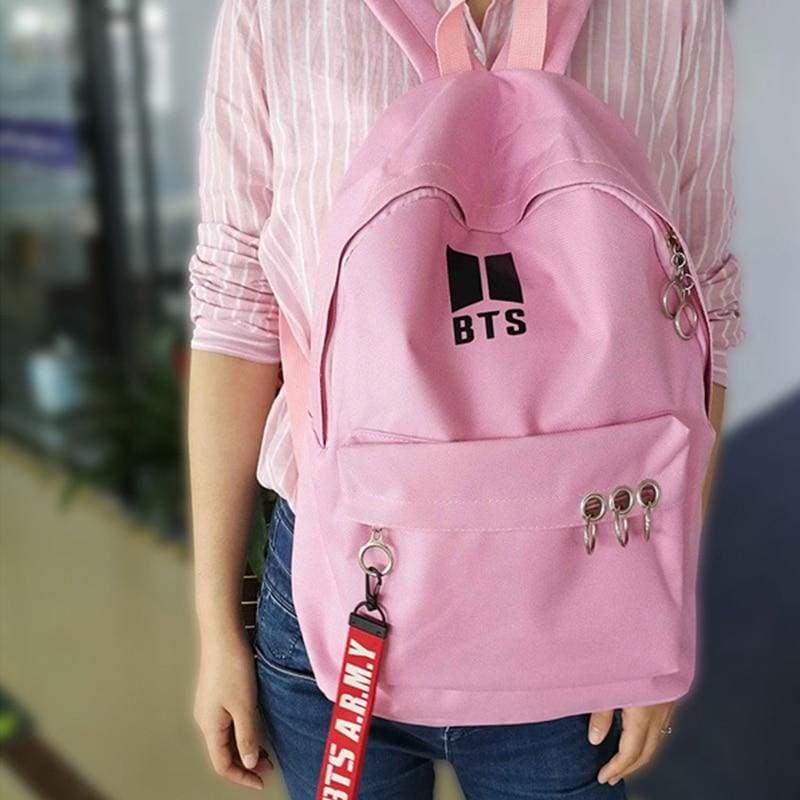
[280,0,717,739]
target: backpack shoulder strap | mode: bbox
[363,0,444,82]
[493,0,593,75]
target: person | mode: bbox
[187,1,743,797]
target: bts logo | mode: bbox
[446,246,527,346]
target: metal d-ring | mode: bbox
[609,485,634,547]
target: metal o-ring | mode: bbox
[609,485,634,547]
[637,479,662,542]
[609,485,634,515]
[661,280,682,320]
[357,540,394,577]
[580,492,607,522]
[581,493,606,556]
[674,302,699,340]
[636,479,661,509]
[584,523,598,556]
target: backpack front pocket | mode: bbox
[330,412,714,692]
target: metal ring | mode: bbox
[580,492,607,522]
[609,485,635,515]
[660,724,674,736]
[637,480,662,542]
[642,508,652,541]
[614,516,629,546]
[671,252,687,269]
[661,280,682,320]
[357,540,394,576]
[584,522,597,556]
[609,486,634,548]
[636,479,661,509]
[674,301,699,340]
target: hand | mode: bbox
[194,631,273,790]
[589,702,676,786]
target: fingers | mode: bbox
[203,715,264,790]
[232,703,268,772]
[588,710,615,745]
[252,750,274,775]
[620,705,672,781]
[622,722,662,779]
[197,706,268,791]
[597,704,673,786]
[194,642,273,789]
[597,709,649,786]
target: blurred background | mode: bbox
[0,1,797,798]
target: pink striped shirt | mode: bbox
[188,0,744,503]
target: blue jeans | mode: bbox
[255,497,627,799]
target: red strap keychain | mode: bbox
[316,530,393,800]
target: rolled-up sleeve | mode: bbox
[188,0,280,363]
[676,0,744,387]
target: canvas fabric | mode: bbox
[279,0,716,726]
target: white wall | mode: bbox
[725,0,800,427]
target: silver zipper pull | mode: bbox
[661,231,699,340]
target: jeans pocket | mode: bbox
[256,585,304,663]
[254,502,315,678]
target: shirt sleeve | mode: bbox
[676,0,744,387]
[187,0,280,364]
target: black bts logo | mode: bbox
[446,246,527,346]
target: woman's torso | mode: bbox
[254,0,726,503]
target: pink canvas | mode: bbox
[280,0,717,725]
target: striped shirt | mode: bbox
[188,0,744,504]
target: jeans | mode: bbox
[255,496,627,800]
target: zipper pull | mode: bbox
[357,527,395,576]
[661,231,699,340]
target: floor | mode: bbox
[0,766,36,800]
[0,442,287,800]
